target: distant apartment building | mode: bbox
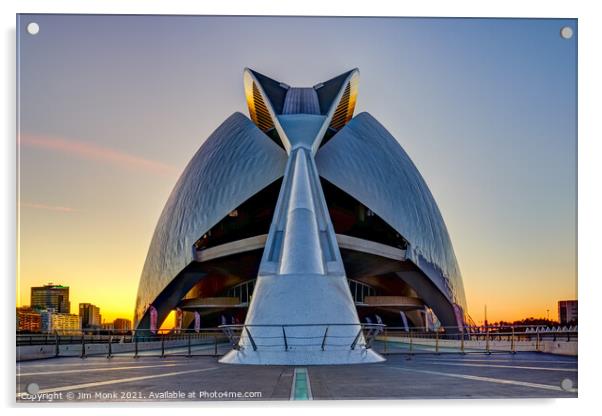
[30,283,70,313]
[558,300,578,324]
[40,310,81,334]
[113,318,132,331]
[79,303,102,328]
[16,307,41,333]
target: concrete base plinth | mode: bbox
[219,348,385,365]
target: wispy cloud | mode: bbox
[20,202,77,213]
[20,134,179,176]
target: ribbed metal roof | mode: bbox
[282,88,321,115]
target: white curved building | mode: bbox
[134,68,468,365]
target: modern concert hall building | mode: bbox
[134,68,468,364]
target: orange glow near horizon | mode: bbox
[16,196,576,326]
[16,252,576,327]
[15,279,575,327]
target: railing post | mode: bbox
[511,326,516,354]
[161,334,165,358]
[350,328,362,350]
[321,327,329,351]
[187,333,192,357]
[409,330,413,355]
[134,332,139,359]
[214,335,218,356]
[283,326,288,351]
[384,328,388,354]
[55,332,60,357]
[435,330,439,354]
[460,332,465,354]
[107,332,113,359]
[536,328,540,352]
[245,327,258,351]
[80,333,86,359]
[485,327,490,354]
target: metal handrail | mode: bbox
[218,323,385,352]
[17,327,229,357]
[16,324,577,337]
[16,324,578,359]
[16,324,578,345]
[374,324,577,356]
[16,325,578,345]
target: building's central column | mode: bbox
[279,149,325,275]
[220,142,383,364]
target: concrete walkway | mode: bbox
[16,352,577,402]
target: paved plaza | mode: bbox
[16,351,577,402]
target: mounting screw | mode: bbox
[27,22,40,35]
[560,26,573,40]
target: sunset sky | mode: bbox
[17,15,576,325]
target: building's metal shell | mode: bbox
[134,113,288,324]
[316,112,467,310]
